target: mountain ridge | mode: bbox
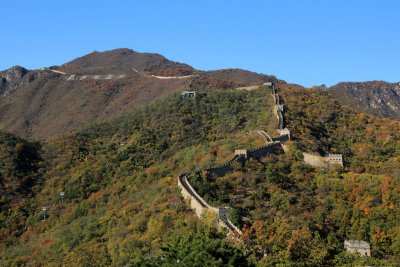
[328,80,400,119]
[0,49,283,139]
[1,48,399,140]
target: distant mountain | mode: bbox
[0,49,283,139]
[328,81,400,119]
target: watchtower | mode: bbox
[328,154,343,166]
[344,240,371,256]
[181,91,196,99]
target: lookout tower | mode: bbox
[344,240,371,256]
[181,91,196,99]
[328,154,343,166]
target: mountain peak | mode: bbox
[2,65,28,80]
[62,48,192,72]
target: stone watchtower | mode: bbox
[328,154,343,166]
[344,240,371,256]
[181,91,196,99]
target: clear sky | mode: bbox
[1,0,399,87]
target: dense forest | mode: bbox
[0,85,399,266]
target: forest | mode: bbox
[0,85,399,266]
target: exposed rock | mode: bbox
[329,81,400,119]
[0,66,29,96]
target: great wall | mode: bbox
[42,66,342,235]
[176,82,344,237]
[177,83,291,236]
[40,67,197,82]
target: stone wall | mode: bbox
[302,152,328,168]
[177,142,283,235]
[65,74,127,80]
[177,82,290,236]
[258,130,273,143]
[177,82,344,240]
[177,174,209,216]
[177,173,242,234]
[302,152,344,168]
[248,142,283,158]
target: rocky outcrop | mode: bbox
[0,66,29,96]
[329,81,400,119]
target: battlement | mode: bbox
[235,149,248,158]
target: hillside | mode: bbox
[0,66,190,139]
[202,68,284,86]
[0,87,274,266]
[328,81,400,120]
[0,85,399,266]
[0,49,282,139]
[0,131,43,211]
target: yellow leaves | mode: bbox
[380,175,395,206]
[201,209,218,228]
[145,166,156,177]
[88,191,104,201]
[379,176,394,193]
[163,176,175,186]
[372,226,390,244]
[42,239,54,247]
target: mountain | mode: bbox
[0,49,281,139]
[59,48,193,72]
[0,65,190,139]
[0,85,399,266]
[328,81,400,119]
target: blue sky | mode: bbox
[1,0,399,87]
